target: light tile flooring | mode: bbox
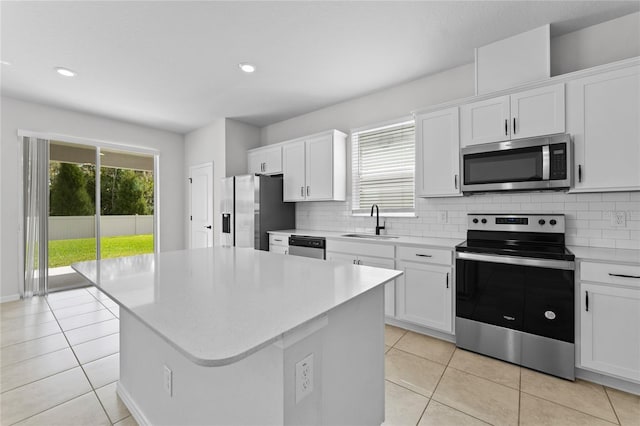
[384,325,640,426]
[1,287,135,426]
[1,289,638,425]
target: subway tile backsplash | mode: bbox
[295,191,640,250]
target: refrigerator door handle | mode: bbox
[222,213,231,233]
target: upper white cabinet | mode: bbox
[579,261,640,382]
[415,107,461,197]
[282,130,346,202]
[460,83,565,147]
[247,145,282,175]
[567,65,640,192]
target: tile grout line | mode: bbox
[518,389,622,425]
[7,390,98,426]
[0,348,79,395]
[602,387,622,425]
[45,293,118,426]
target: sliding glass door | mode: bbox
[23,137,157,295]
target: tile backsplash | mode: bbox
[295,191,640,250]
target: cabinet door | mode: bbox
[247,150,263,175]
[510,84,565,140]
[415,107,461,197]
[396,261,452,333]
[359,255,397,318]
[580,283,640,381]
[269,244,288,255]
[326,252,356,264]
[568,66,640,192]
[460,95,510,146]
[282,141,306,201]
[305,134,334,200]
[262,145,283,175]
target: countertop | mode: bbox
[72,247,401,367]
[269,229,463,249]
[568,246,640,265]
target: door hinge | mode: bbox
[188,177,192,183]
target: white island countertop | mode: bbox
[72,247,401,367]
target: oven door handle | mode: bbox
[456,251,575,271]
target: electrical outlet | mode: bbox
[611,211,627,227]
[437,211,448,224]
[295,353,314,403]
[163,365,172,396]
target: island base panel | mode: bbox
[117,285,385,425]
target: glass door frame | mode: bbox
[18,130,160,296]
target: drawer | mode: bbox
[269,244,288,255]
[326,239,394,259]
[269,234,289,247]
[396,245,452,265]
[580,262,640,288]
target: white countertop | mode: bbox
[568,246,640,265]
[72,247,401,367]
[269,229,462,249]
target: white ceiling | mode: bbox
[1,1,638,134]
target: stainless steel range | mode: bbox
[455,213,576,380]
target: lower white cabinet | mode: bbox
[396,260,453,333]
[268,233,289,255]
[269,245,288,255]
[580,282,640,381]
[326,250,396,317]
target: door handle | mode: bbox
[307,186,310,197]
[585,290,589,312]
[578,164,582,183]
[446,272,449,289]
[454,174,458,189]
[504,119,508,136]
[205,225,212,229]
[513,117,516,134]
[300,186,304,197]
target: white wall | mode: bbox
[259,13,640,251]
[184,119,226,247]
[225,119,260,177]
[551,12,640,76]
[1,96,185,300]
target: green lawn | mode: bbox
[48,234,154,268]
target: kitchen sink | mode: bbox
[341,233,399,240]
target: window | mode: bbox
[351,119,415,215]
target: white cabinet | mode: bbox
[396,260,453,333]
[415,107,461,197]
[567,65,640,192]
[247,145,282,175]
[269,233,289,255]
[282,130,346,202]
[460,84,565,147]
[579,261,640,382]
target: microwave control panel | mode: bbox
[549,143,567,180]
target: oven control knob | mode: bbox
[544,311,556,320]
[538,219,546,225]
[481,218,487,224]
[550,219,557,226]
[473,218,479,224]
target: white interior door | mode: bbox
[189,163,214,248]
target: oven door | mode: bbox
[456,252,575,343]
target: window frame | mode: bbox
[350,116,416,217]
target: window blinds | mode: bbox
[352,120,415,213]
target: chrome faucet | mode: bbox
[370,204,386,235]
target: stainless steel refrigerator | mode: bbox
[220,175,295,250]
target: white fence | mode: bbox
[48,215,153,240]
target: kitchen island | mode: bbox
[72,247,401,425]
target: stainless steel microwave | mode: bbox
[461,134,572,193]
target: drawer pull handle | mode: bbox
[416,254,432,258]
[503,315,515,321]
[274,239,282,242]
[608,273,640,279]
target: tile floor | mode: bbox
[1,288,638,425]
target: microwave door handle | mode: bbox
[542,145,550,180]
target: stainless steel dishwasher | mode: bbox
[288,235,326,259]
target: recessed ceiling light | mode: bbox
[55,67,76,77]
[238,63,256,73]
[1,60,11,66]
